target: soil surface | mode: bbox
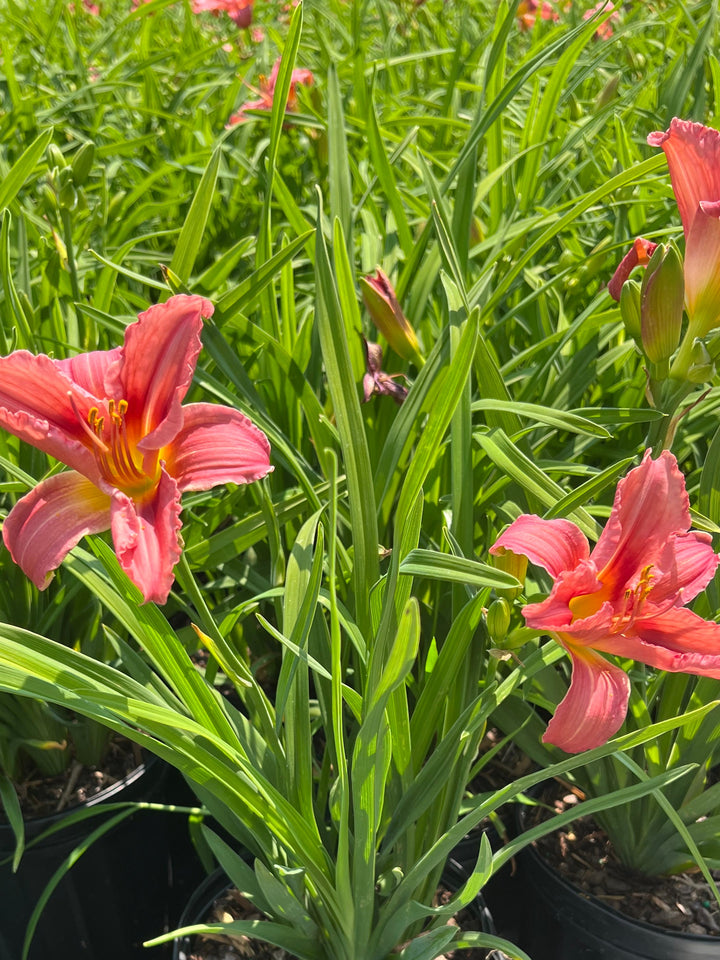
[184,884,494,960]
[527,780,720,937]
[4,735,143,820]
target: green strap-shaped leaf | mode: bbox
[169,143,221,283]
[398,550,520,591]
[0,126,53,211]
[328,63,353,247]
[315,200,379,636]
[475,428,599,539]
[0,773,24,870]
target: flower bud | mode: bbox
[71,141,95,187]
[360,267,424,365]
[486,598,511,644]
[46,144,66,169]
[58,179,78,212]
[686,340,715,384]
[39,182,58,215]
[490,547,527,601]
[595,74,619,110]
[640,241,684,363]
[620,279,642,343]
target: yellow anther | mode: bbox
[637,564,655,601]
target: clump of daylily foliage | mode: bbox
[1,1,720,958]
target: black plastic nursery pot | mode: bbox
[469,801,720,960]
[173,858,498,960]
[501,840,720,960]
[0,756,203,960]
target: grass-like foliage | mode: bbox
[0,0,720,957]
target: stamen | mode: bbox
[70,392,149,492]
[106,397,145,486]
[610,564,655,633]
[68,393,110,454]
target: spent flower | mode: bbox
[361,339,408,405]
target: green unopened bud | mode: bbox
[486,598,511,644]
[107,190,127,222]
[490,548,527,602]
[469,215,483,246]
[71,141,95,187]
[686,340,715,384]
[360,267,424,366]
[595,74,619,111]
[58,179,78,212]
[46,144,66,169]
[39,182,58,215]
[640,241,684,364]
[620,279,642,343]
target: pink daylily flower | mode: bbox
[0,295,272,605]
[583,1,620,40]
[192,0,253,28]
[611,120,720,339]
[646,119,720,338]
[516,0,559,30]
[69,0,100,12]
[490,451,720,753]
[227,58,314,127]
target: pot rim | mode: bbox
[0,752,156,834]
[516,779,720,945]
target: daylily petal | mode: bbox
[648,119,720,237]
[650,530,720,605]
[0,351,101,479]
[682,200,720,336]
[111,470,182,603]
[2,472,111,590]
[490,514,590,578]
[598,607,720,678]
[591,450,691,595]
[164,402,272,492]
[522,559,605,634]
[55,347,121,399]
[110,467,183,605]
[105,295,214,454]
[607,237,658,302]
[542,639,631,753]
